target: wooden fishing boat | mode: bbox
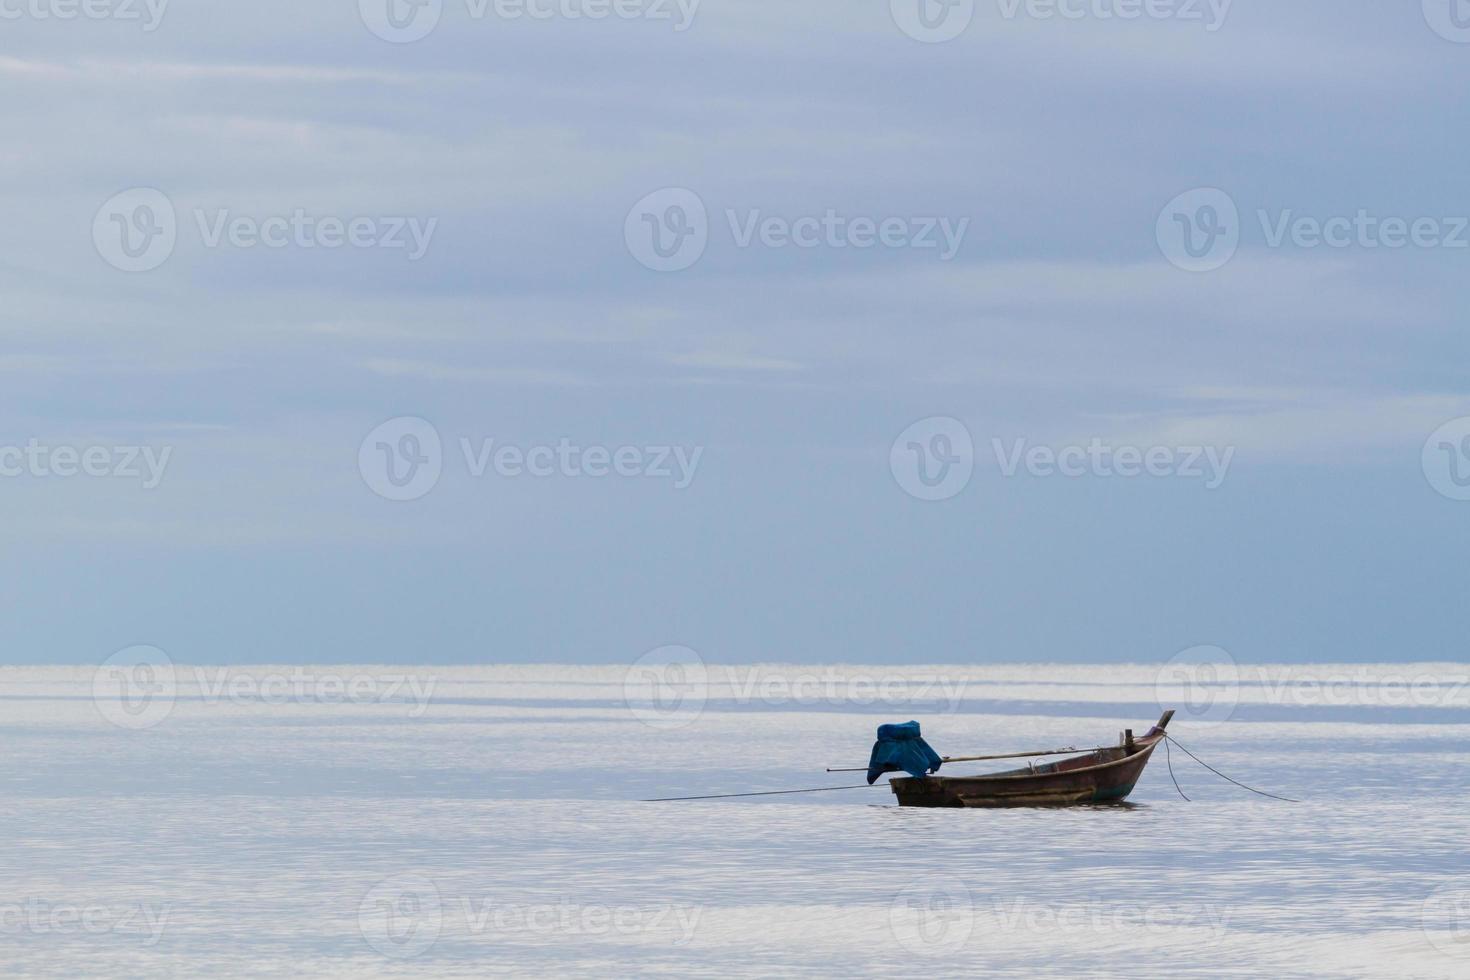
[889,710,1175,807]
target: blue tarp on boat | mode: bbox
[866,721,942,784]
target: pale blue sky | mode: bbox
[2,1,1468,663]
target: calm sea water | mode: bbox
[2,664,1469,978]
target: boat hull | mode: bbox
[888,715,1170,808]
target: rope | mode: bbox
[648,734,1300,805]
[1163,733,1190,801]
[1163,733,1298,803]
[643,783,879,802]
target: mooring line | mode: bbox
[643,783,879,802]
[1163,733,1298,803]
[1163,734,1190,802]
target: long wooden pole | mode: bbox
[825,745,1104,773]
